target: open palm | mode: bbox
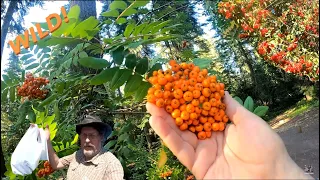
[146,92,307,179]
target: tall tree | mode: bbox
[1,0,43,60]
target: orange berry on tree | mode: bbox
[218,122,225,131]
[158,77,168,86]
[189,126,196,132]
[153,71,158,76]
[179,98,186,105]
[199,96,206,103]
[188,85,195,91]
[156,98,165,108]
[172,64,180,72]
[175,117,184,126]
[171,99,180,109]
[191,99,200,107]
[192,90,201,99]
[183,91,193,102]
[181,82,188,91]
[173,89,183,99]
[223,115,229,123]
[195,106,202,114]
[212,122,219,131]
[179,123,188,131]
[195,124,203,132]
[208,117,215,123]
[154,89,163,98]
[190,112,198,120]
[186,104,195,113]
[179,104,187,111]
[165,99,172,106]
[195,83,203,91]
[165,105,173,113]
[199,116,208,124]
[147,94,156,103]
[197,131,206,140]
[164,82,173,91]
[192,119,199,126]
[203,122,212,132]
[169,59,177,66]
[189,78,197,85]
[202,79,210,88]
[193,66,200,72]
[189,71,198,79]
[202,88,211,98]
[180,62,189,69]
[148,87,156,95]
[172,109,181,118]
[202,102,212,111]
[205,131,212,138]
[181,111,190,120]
[154,84,162,90]
[163,91,171,99]
[187,119,193,125]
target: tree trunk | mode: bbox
[69,1,97,20]
[1,141,6,177]
[237,41,257,90]
[1,1,17,60]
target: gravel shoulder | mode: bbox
[271,108,319,179]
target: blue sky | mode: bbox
[1,1,215,76]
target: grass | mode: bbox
[266,99,319,122]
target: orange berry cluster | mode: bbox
[37,161,54,178]
[147,60,229,140]
[17,73,49,100]
[186,175,195,180]
[160,170,173,178]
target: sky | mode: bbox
[1,1,215,77]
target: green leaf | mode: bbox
[147,63,162,77]
[118,133,129,141]
[23,58,36,65]
[53,102,60,121]
[233,96,243,105]
[135,57,148,75]
[71,134,79,145]
[28,110,36,123]
[110,69,132,90]
[90,67,119,85]
[105,140,117,149]
[71,16,99,38]
[119,123,134,133]
[124,54,137,69]
[2,75,11,86]
[1,88,8,102]
[110,1,127,10]
[45,114,55,125]
[253,106,269,117]
[104,19,113,25]
[142,22,159,34]
[111,46,125,65]
[20,54,33,60]
[132,23,147,36]
[193,58,212,69]
[124,23,135,38]
[116,18,127,25]
[244,96,254,112]
[102,10,119,17]
[39,94,57,108]
[78,57,110,69]
[122,7,137,16]
[124,74,142,95]
[151,20,171,33]
[158,148,167,168]
[9,87,15,102]
[68,5,81,19]
[121,146,131,158]
[25,63,39,70]
[44,37,83,47]
[134,81,151,101]
[131,0,150,8]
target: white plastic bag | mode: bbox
[11,124,49,176]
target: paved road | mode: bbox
[274,108,319,179]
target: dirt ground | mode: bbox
[270,108,319,179]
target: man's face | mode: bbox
[80,127,102,160]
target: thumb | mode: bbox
[45,124,49,130]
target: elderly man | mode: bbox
[45,115,124,180]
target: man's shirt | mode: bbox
[60,148,124,180]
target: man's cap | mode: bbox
[76,115,112,139]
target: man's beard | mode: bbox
[83,144,98,159]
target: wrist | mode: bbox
[275,153,314,179]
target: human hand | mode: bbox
[146,91,312,179]
[44,125,50,141]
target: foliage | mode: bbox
[217,0,319,81]
[233,96,269,117]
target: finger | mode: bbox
[149,116,195,170]
[147,102,198,148]
[223,91,257,126]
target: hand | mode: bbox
[146,91,310,179]
[44,125,50,141]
